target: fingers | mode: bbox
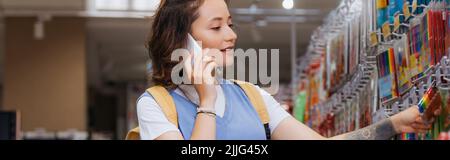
[411,122,431,130]
[410,105,420,114]
[193,48,203,71]
[415,116,435,125]
[203,61,217,85]
[183,54,193,83]
[192,48,205,84]
[202,56,216,85]
[202,56,215,67]
[413,116,432,132]
[421,93,443,123]
[415,116,422,123]
[434,108,442,116]
[187,48,217,84]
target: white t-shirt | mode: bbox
[137,83,291,140]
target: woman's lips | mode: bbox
[220,47,234,54]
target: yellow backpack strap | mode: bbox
[125,86,178,140]
[231,80,271,139]
[146,86,178,127]
[125,128,140,140]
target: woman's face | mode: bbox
[191,0,237,67]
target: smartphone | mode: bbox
[187,34,202,66]
[187,34,221,78]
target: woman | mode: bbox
[137,0,440,140]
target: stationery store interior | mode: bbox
[0,0,449,140]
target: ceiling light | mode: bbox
[282,0,294,10]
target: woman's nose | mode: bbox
[224,27,237,42]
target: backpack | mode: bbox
[125,80,270,140]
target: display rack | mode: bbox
[292,0,450,140]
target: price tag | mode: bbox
[382,22,391,39]
[370,32,379,47]
[376,0,388,9]
[394,14,400,31]
[443,11,446,21]
[403,2,411,19]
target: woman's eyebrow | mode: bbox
[209,16,232,22]
[209,17,223,22]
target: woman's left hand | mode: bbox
[390,94,442,134]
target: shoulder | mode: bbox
[137,92,158,111]
[248,83,291,134]
[136,92,165,120]
[136,91,179,140]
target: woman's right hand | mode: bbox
[183,48,218,108]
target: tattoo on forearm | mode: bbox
[343,118,396,140]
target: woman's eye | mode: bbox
[211,27,221,30]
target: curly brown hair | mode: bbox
[147,0,229,89]
[147,0,204,90]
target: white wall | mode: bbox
[4,17,87,131]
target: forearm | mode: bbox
[190,102,216,140]
[331,118,398,140]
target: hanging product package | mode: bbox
[294,79,308,123]
[446,0,450,55]
[305,67,316,126]
[318,55,328,102]
[420,8,433,69]
[438,84,450,133]
[303,69,311,124]
[326,38,336,90]
[417,81,445,139]
[351,96,359,130]
[334,105,345,135]
[306,58,323,128]
[339,103,346,134]
[427,4,438,65]
[337,31,347,84]
[362,81,374,128]
[433,1,446,62]
[326,112,336,137]
[409,17,426,80]
[377,0,389,29]
[326,33,346,90]
[417,81,441,125]
[409,0,427,15]
[377,46,399,103]
[394,36,412,95]
[388,0,402,25]
[348,17,361,75]
[424,1,445,65]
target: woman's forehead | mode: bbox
[197,0,231,21]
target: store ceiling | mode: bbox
[230,0,340,10]
[0,0,85,10]
[0,0,341,86]
[87,0,341,85]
